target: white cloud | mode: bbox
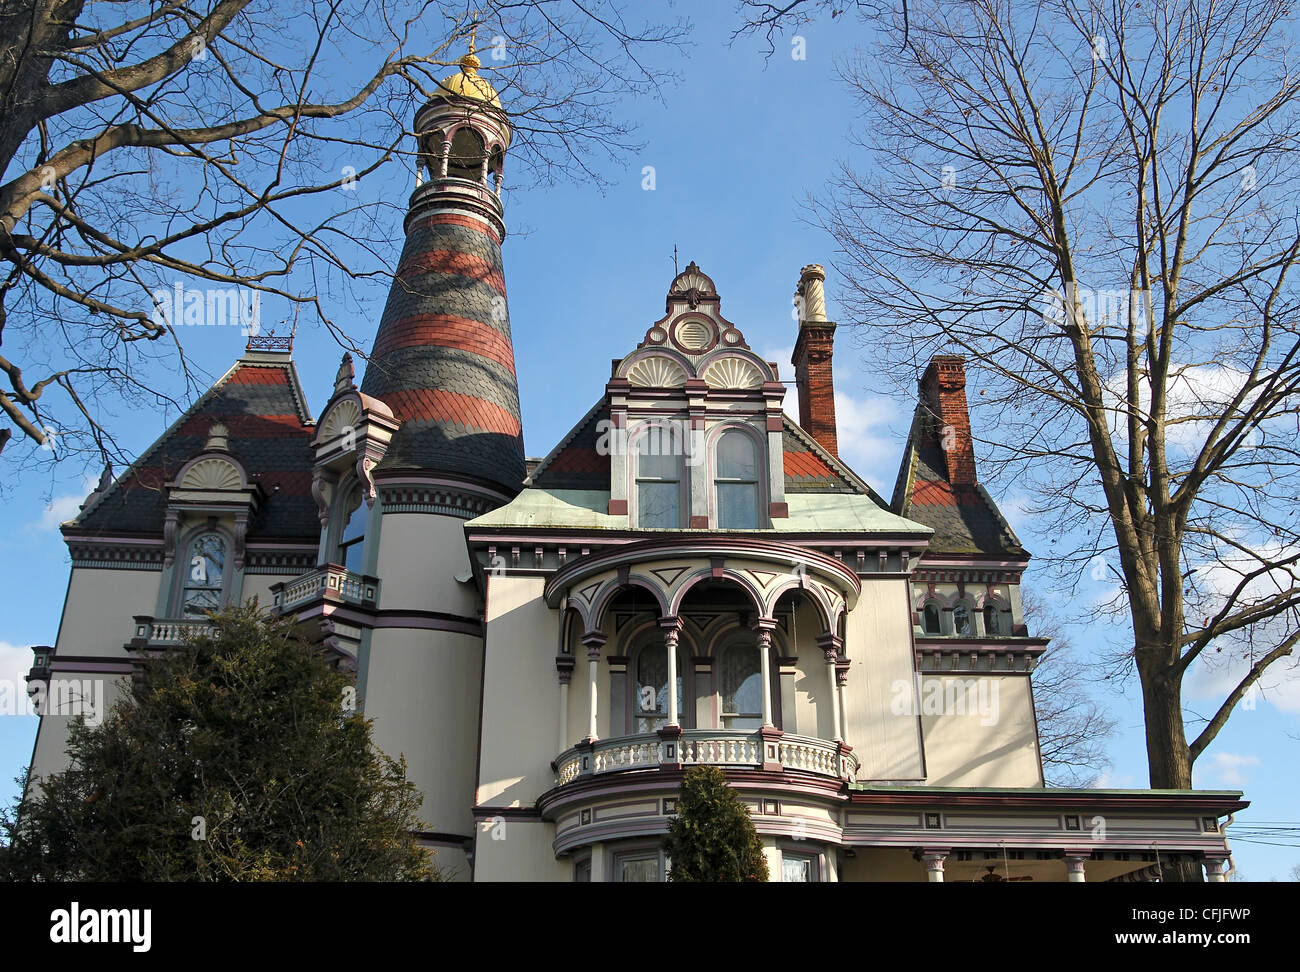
[762,344,906,485]
[1092,770,1136,789]
[1195,752,1261,787]
[30,473,97,532]
[0,640,39,718]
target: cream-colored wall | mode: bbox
[920,674,1042,787]
[477,574,562,807]
[374,512,479,616]
[472,819,570,881]
[239,574,299,610]
[28,671,132,782]
[843,578,926,781]
[58,568,160,656]
[363,626,483,837]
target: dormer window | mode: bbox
[715,430,760,529]
[634,432,684,529]
[182,532,227,616]
[922,602,942,635]
[338,486,367,572]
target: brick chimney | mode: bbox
[920,355,977,485]
[791,264,838,457]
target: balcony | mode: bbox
[128,616,215,648]
[554,729,858,787]
[271,563,379,614]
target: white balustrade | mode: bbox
[554,730,856,785]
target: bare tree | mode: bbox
[738,0,1300,876]
[1022,591,1117,787]
[0,0,688,470]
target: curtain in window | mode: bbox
[716,431,759,528]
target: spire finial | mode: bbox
[461,16,481,74]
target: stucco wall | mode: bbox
[472,818,569,881]
[477,574,561,807]
[843,577,926,781]
[919,674,1042,787]
[363,625,483,837]
[373,512,479,616]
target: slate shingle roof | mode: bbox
[68,353,318,540]
[891,405,1025,557]
[360,212,526,493]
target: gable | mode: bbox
[69,355,318,540]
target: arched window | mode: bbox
[719,640,763,730]
[182,532,226,617]
[715,430,760,529]
[447,127,486,181]
[635,427,684,529]
[338,487,367,573]
[632,641,689,733]
[922,602,941,635]
[983,603,1003,636]
[953,600,972,636]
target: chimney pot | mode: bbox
[791,264,838,457]
[920,356,977,485]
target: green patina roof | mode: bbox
[849,784,1245,797]
[467,487,935,536]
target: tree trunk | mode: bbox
[1139,656,1205,882]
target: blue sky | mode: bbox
[1,5,1295,879]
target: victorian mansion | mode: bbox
[26,51,1245,882]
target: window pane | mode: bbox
[983,605,1001,635]
[717,483,758,529]
[717,431,758,480]
[721,643,762,729]
[923,604,941,635]
[615,855,659,882]
[638,481,680,528]
[341,492,366,543]
[574,859,591,882]
[953,602,971,635]
[183,533,225,616]
[782,856,814,882]
[635,647,685,733]
[636,425,686,478]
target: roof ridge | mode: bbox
[781,414,890,508]
[525,397,607,485]
[890,404,924,514]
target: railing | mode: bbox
[271,564,379,613]
[555,730,857,786]
[131,617,215,646]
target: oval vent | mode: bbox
[675,319,713,351]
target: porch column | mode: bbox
[818,634,843,742]
[660,616,682,727]
[582,631,606,740]
[835,662,850,741]
[1204,855,1229,882]
[754,618,776,727]
[1065,853,1088,883]
[555,654,574,753]
[921,849,949,883]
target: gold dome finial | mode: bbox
[462,20,481,73]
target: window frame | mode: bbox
[173,525,234,618]
[921,601,943,636]
[627,632,694,734]
[779,848,821,883]
[631,423,688,530]
[715,636,767,730]
[712,426,764,530]
[610,845,666,882]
